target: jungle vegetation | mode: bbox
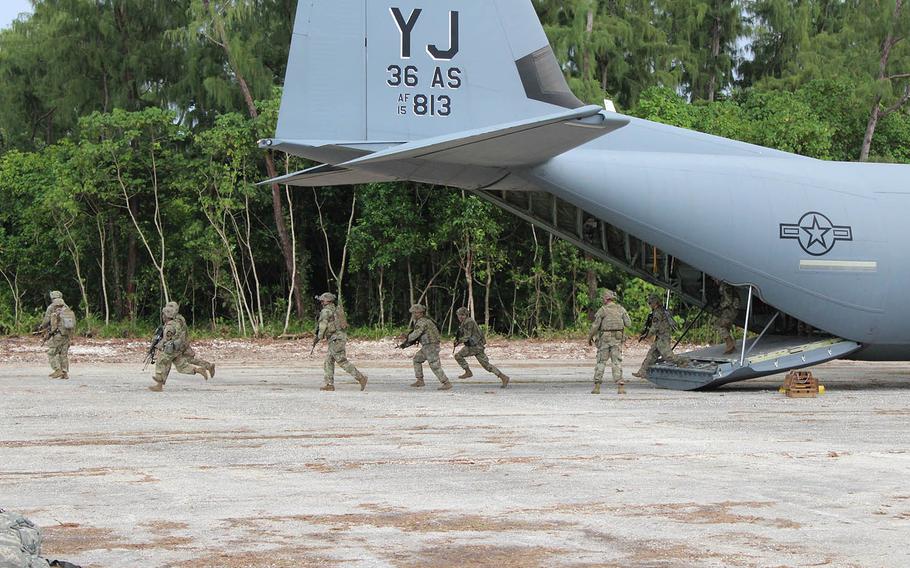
[3,0,910,339]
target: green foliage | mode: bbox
[3,0,910,341]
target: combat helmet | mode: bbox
[49,290,63,300]
[456,307,469,317]
[161,304,178,320]
[647,293,662,305]
[316,292,336,302]
[602,289,616,301]
[409,304,427,314]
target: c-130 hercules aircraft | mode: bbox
[259,0,910,390]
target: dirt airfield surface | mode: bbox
[2,337,909,567]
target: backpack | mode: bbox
[334,305,349,331]
[59,307,77,335]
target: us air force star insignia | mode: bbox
[779,212,853,256]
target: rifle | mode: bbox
[31,329,51,345]
[396,318,417,350]
[143,326,164,371]
[310,335,319,356]
[638,312,654,343]
[32,321,49,343]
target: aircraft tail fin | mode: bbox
[275,0,585,150]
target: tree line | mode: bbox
[2,0,910,338]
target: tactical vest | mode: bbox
[333,305,349,331]
[460,318,485,347]
[417,317,441,344]
[322,304,348,337]
[598,304,628,331]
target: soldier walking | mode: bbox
[398,304,452,390]
[313,292,367,392]
[454,307,510,388]
[633,294,689,379]
[714,279,740,354]
[587,289,631,394]
[149,302,212,392]
[40,291,75,380]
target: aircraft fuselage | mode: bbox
[527,116,910,356]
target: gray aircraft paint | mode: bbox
[262,0,910,375]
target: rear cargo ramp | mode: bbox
[646,336,863,391]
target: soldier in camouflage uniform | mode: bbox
[399,304,452,390]
[454,307,510,388]
[587,289,631,394]
[714,280,740,354]
[633,294,689,379]
[41,291,74,380]
[148,303,211,392]
[168,301,216,378]
[313,292,367,392]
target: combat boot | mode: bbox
[591,383,601,395]
[49,370,62,379]
[148,383,163,392]
[207,363,216,378]
[437,381,453,391]
[723,338,736,354]
[458,369,473,379]
[59,371,69,380]
[617,381,626,395]
[632,371,646,379]
[357,373,368,391]
[195,367,210,381]
[410,379,425,388]
[320,384,335,392]
[498,373,510,389]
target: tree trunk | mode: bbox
[96,216,110,326]
[407,259,415,307]
[378,266,385,328]
[282,178,299,335]
[484,258,492,328]
[109,219,123,318]
[860,98,882,162]
[583,10,594,79]
[0,269,22,329]
[55,214,90,322]
[463,234,475,320]
[125,222,137,322]
[707,16,721,102]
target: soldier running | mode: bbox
[454,307,510,388]
[633,294,689,379]
[398,304,452,390]
[587,289,631,394]
[313,292,367,392]
[148,302,212,392]
[40,291,75,380]
[169,301,216,378]
[714,279,740,354]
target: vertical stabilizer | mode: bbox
[275,0,583,145]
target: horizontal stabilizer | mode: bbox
[258,163,395,188]
[341,105,626,169]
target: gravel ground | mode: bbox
[1,338,909,567]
